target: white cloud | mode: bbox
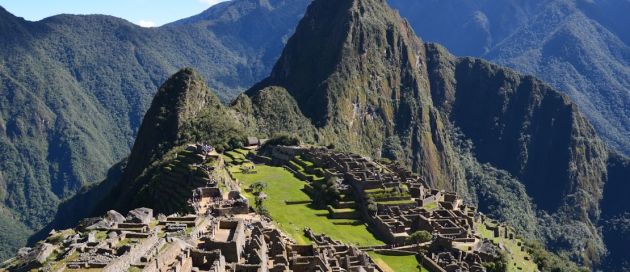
[137,20,157,28]
[198,0,228,6]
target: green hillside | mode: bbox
[0,0,308,260]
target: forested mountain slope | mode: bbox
[0,0,308,260]
[389,0,630,155]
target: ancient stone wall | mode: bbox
[103,235,160,272]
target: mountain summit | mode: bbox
[109,68,245,211]
[252,0,431,125]
[244,0,463,191]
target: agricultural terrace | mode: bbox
[369,253,428,272]
[477,220,537,272]
[227,151,427,272]
[232,165,382,246]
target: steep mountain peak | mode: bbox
[122,68,219,184]
[249,0,428,126]
[107,68,245,212]
[0,6,16,19]
[0,6,26,36]
[242,0,463,190]
[0,6,10,16]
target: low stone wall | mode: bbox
[104,234,160,272]
[142,241,185,272]
[374,249,417,256]
[180,255,193,272]
[328,210,359,220]
[285,200,312,205]
[370,217,405,244]
[335,201,356,209]
[420,254,447,272]
[376,202,417,210]
[251,155,272,164]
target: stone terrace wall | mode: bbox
[103,235,160,272]
[142,240,185,272]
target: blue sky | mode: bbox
[0,0,229,27]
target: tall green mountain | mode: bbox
[109,68,245,212]
[240,0,465,192]
[69,0,627,269]
[0,0,308,260]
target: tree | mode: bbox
[228,137,245,149]
[254,193,269,217]
[249,181,267,194]
[483,251,508,272]
[367,197,378,215]
[262,134,300,147]
[407,230,432,244]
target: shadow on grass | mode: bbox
[332,221,364,226]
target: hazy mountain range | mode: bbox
[0,0,628,270]
[391,0,630,157]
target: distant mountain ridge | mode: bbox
[389,0,630,155]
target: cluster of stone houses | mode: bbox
[192,218,383,272]
[3,144,383,272]
[275,147,515,272]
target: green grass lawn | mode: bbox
[226,151,245,160]
[377,199,416,205]
[422,201,438,211]
[235,148,250,155]
[295,155,315,167]
[233,165,383,247]
[222,155,233,164]
[368,253,425,272]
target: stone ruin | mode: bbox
[3,144,526,272]
[190,184,249,216]
[274,147,508,272]
[4,144,383,272]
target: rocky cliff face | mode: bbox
[425,44,611,264]
[426,44,608,220]
[388,0,630,157]
[600,153,630,270]
[242,0,465,192]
